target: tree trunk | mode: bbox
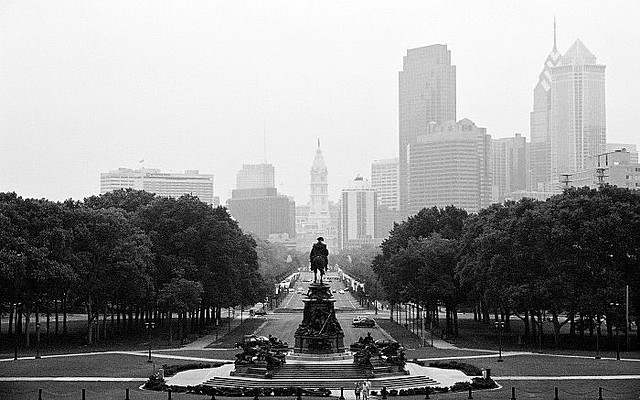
[16,304,23,335]
[86,303,93,345]
[54,299,59,336]
[569,314,575,337]
[62,296,67,336]
[24,309,31,348]
[179,313,184,344]
[523,310,530,338]
[102,307,108,341]
[46,311,50,343]
[168,312,173,344]
[8,305,14,336]
[551,312,561,349]
[453,304,459,337]
[537,310,544,349]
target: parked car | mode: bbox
[254,309,267,316]
[338,290,345,294]
[352,317,376,328]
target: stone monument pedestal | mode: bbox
[294,282,345,354]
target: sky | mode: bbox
[1,1,639,205]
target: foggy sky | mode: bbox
[1,1,639,205]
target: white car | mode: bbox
[338,290,345,294]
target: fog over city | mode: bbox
[1,1,638,204]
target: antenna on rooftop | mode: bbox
[263,119,268,163]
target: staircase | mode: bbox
[205,375,439,390]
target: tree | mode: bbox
[158,278,203,343]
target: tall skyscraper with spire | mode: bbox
[530,19,562,191]
[398,44,456,214]
[530,21,606,191]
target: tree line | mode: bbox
[373,185,640,348]
[0,189,299,346]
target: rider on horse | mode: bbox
[310,237,329,284]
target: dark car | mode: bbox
[352,317,376,328]
[254,309,267,316]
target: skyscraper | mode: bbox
[236,163,275,190]
[492,134,528,203]
[530,22,606,191]
[100,168,216,205]
[399,44,456,214]
[407,119,492,214]
[371,158,399,210]
[551,39,606,182]
[530,21,561,191]
[340,176,377,250]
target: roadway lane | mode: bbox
[255,271,389,347]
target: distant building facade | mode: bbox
[492,134,528,203]
[568,149,640,190]
[100,168,215,205]
[371,158,399,210]
[407,119,492,214]
[236,163,275,190]
[295,142,339,251]
[399,44,456,215]
[606,143,638,164]
[340,176,377,250]
[226,187,295,240]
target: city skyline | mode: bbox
[1,1,639,205]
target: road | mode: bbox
[255,271,389,347]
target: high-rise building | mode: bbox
[550,39,606,185]
[340,176,377,250]
[530,21,562,191]
[236,163,275,190]
[100,168,215,205]
[407,119,492,214]
[371,158,399,210]
[226,187,295,240]
[492,134,528,203]
[530,21,606,192]
[399,44,457,215]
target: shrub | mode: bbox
[450,382,471,392]
[161,362,223,377]
[428,360,482,376]
[471,377,498,390]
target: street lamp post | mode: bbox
[144,321,156,363]
[35,320,41,359]
[13,303,19,361]
[594,317,602,360]
[610,302,621,361]
[495,321,505,362]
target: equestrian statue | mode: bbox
[309,236,329,284]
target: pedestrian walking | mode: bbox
[354,380,362,400]
[362,379,371,400]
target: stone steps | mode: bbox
[275,364,365,379]
[204,375,439,390]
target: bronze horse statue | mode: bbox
[311,255,327,284]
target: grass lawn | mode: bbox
[1,353,168,378]
[206,318,266,348]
